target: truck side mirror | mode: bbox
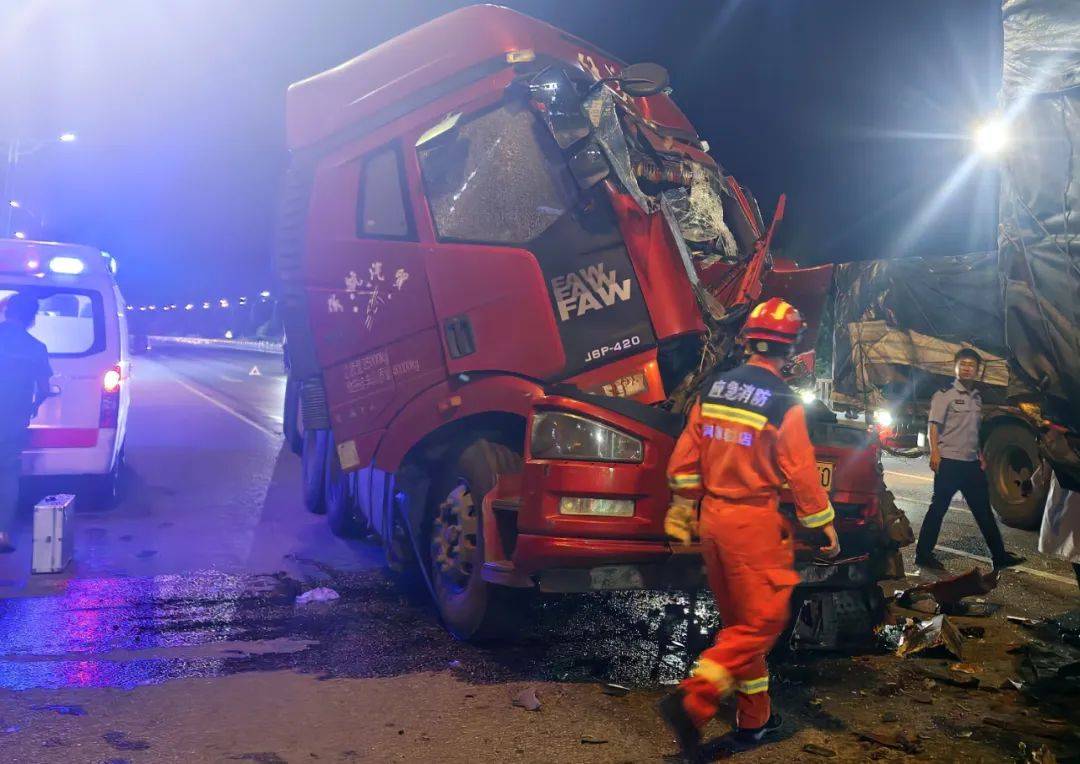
[618,63,670,97]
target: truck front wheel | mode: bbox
[983,421,1049,530]
[429,438,522,640]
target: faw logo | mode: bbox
[551,264,632,322]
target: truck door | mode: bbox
[305,141,446,468]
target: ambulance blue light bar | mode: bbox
[48,256,86,275]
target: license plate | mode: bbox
[817,461,834,492]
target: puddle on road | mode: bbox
[0,567,718,691]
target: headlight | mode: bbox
[872,409,894,428]
[799,389,817,404]
[530,411,643,463]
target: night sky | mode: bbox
[0,0,1002,304]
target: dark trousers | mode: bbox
[0,432,23,536]
[916,458,1007,563]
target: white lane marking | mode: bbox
[172,376,279,439]
[931,545,1075,586]
[886,469,934,483]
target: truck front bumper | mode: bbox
[505,533,882,594]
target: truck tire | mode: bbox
[429,438,523,641]
[302,428,329,514]
[284,376,303,456]
[325,433,366,538]
[983,421,1049,530]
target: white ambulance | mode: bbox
[0,239,130,504]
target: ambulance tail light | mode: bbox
[100,365,122,427]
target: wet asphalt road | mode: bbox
[0,344,1077,763]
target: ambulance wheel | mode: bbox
[429,437,522,641]
[984,421,1049,530]
[89,447,125,509]
[302,428,329,514]
[325,433,366,538]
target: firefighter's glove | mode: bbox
[664,495,698,547]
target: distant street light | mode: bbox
[13,231,25,239]
[259,290,271,298]
[3,132,78,236]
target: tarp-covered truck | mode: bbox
[828,0,1080,531]
[274,5,896,640]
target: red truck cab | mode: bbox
[276,5,888,639]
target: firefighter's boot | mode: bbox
[657,690,701,762]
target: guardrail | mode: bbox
[149,336,284,355]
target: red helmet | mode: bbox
[742,298,805,345]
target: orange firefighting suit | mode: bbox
[667,357,833,730]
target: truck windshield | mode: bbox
[0,286,103,356]
[417,101,579,245]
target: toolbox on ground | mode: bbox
[32,494,75,574]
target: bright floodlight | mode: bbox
[973,118,1008,156]
[259,290,271,298]
[13,231,26,239]
[59,132,77,143]
[8,200,19,208]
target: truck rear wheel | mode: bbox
[984,421,1049,530]
[302,429,329,514]
[429,438,522,641]
[325,433,366,538]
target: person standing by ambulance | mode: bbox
[0,293,53,553]
[657,298,839,760]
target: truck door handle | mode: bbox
[444,315,476,359]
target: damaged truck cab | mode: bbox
[276,5,892,639]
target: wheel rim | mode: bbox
[993,443,1036,505]
[431,481,478,593]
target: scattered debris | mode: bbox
[601,683,630,696]
[512,688,541,712]
[30,705,86,716]
[896,615,964,659]
[960,626,986,639]
[910,693,934,705]
[1007,615,1041,628]
[876,682,901,697]
[1021,743,1059,763]
[881,712,899,723]
[103,731,151,751]
[295,587,340,605]
[896,567,999,616]
[447,660,462,669]
[949,663,981,675]
[982,715,1074,740]
[802,743,838,757]
[856,728,922,754]
[580,736,608,745]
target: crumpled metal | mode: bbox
[582,87,654,212]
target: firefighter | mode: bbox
[657,297,840,759]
